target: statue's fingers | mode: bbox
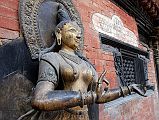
[132,84,147,97]
[103,79,109,91]
[98,70,106,84]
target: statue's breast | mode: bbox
[81,66,94,84]
[60,58,95,90]
[61,64,75,82]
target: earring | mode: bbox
[57,38,61,45]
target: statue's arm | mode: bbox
[88,68,146,104]
[31,60,145,111]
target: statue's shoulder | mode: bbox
[40,52,60,65]
[41,52,59,59]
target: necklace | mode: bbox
[59,50,80,81]
[59,50,82,64]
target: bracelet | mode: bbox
[119,86,125,97]
[80,91,96,107]
[79,90,84,108]
[126,85,132,95]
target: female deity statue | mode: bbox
[31,20,100,120]
[18,20,146,120]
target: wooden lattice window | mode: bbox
[100,34,149,86]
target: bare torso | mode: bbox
[58,50,96,92]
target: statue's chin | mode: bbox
[74,44,79,50]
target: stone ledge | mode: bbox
[104,90,154,109]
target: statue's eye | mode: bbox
[68,28,76,32]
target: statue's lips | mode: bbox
[75,38,80,43]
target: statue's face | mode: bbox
[61,22,81,50]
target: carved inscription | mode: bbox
[92,13,138,47]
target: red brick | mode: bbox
[92,2,100,8]
[77,2,92,13]
[109,80,118,88]
[84,45,92,52]
[84,37,92,46]
[105,65,116,72]
[92,39,100,49]
[80,12,90,23]
[0,0,19,10]
[106,61,115,67]
[0,5,18,20]
[95,59,103,66]
[84,24,97,37]
[86,49,98,59]
[84,32,93,46]
[92,0,100,4]
[77,0,92,7]
[91,51,98,59]
[86,51,93,59]
[0,27,19,39]
[102,54,114,61]
[89,59,95,65]
[106,71,117,80]
[0,16,19,31]
[96,65,104,72]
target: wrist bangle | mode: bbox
[119,86,125,97]
[126,85,131,95]
[79,90,84,108]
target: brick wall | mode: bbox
[73,0,139,87]
[148,50,157,84]
[72,0,159,120]
[103,94,157,120]
[0,0,158,119]
[0,0,19,45]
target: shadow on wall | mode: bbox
[0,39,39,83]
[0,39,38,119]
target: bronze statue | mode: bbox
[18,20,147,120]
[31,21,97,119]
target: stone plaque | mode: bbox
[92,13,138,47]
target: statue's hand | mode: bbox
[96,70,109,100]
[130,84,147,97]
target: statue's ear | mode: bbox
[55,28,62,45]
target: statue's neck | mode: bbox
[61,46,76,55]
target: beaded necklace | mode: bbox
[59,50,82,64]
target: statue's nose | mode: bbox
[76,33,81,39]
